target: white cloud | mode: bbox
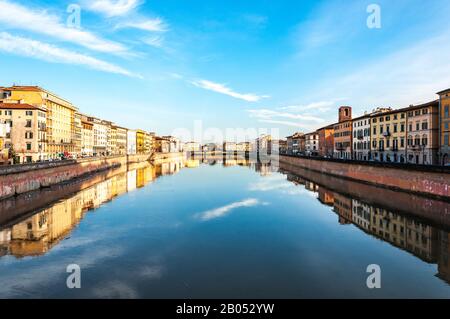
[0,32,142,78]
[191,79,269,102]
[197,198,262,221]
[279,100,339,112]
[317,30,450,111]
[0,0,129,56]
[248,109,325,123]
[86,0,142,17]
[116,18,168,32]
[142,35,164,48]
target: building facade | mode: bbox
[438,89,450,165]
[114,125,128,155]
[88,117,108,156]
[305,132,319,156]
[0,86,78,159]
[371,107,407,163]
[352,114,371,161]
[405,101,439,165]
[317,125,334,158]
[127,130,137,155]
[0,102,47,163]
[80,115,94,157]
[333,106,353,160]
[286,132,305,155]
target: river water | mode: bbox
[0,158,449,298]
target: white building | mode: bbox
[352,114,372,161]
[305,132,319,156]
[88,117,108,156]
[127,130,137,155]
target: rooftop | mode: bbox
[0,102,46,111]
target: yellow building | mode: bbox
[370,107,407,163]
[0,102,47,163]
[437,89,450,165]
[136,130,146,154]
[0,86,79,159]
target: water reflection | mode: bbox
[0,156,449,290]
[278,163,450,285]
[0,160,183,259]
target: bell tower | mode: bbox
[338,106,352,122]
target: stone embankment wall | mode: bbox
[279,155,450,200]
[0,154,151,200]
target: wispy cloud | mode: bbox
[142,35,164,48]
[0,0,129,56]
[86,0,142,17]
[191,79,269,102]
[248,109,325,123]
[279,100,339,112]
[197,198,263,221]
[0,32,142,79]
[116,18,168,32]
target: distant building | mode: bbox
[184,142,201,152]
[286,132,305,155]
[236,142,251,152]
[0,121,10,164]
[256,134,272,155]
[88,117,108,156]
[317,125,334,158]
[352,113,372,161]
[127,130,137,155]
[113,125,128,155]
[80,115,94,157]
[305,132,319,156]
[333,106,353,160]
[405,100,439,165]
[223,142,237,152]
[437,89,450,165]
[370,107,406,163]
[0,101,47,163]
[0,86,78,159]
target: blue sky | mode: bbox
[0,0,449,140]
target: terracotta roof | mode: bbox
[2,86,44,92]
[0,102,46,111]
[437,88,450,95]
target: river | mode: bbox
[0,157,449,298]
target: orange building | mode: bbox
[333,106,353,160]
[317,124,334,158]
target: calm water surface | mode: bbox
[0,158,450,298]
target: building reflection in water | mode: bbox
[0,159,184,259]
[0,156,449,285]
[282,168,450,284]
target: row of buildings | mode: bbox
[0,86,184,164]
[284,89,450,166]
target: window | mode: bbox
[394,124,398,133]
[25,132,33,139]
[416,123,420,131]
[422,109,428,115]
[26,111,33,116]
[401,138,405,148]
[445,134,449,146]
[401,113,405,119]
[422,122,428,130]
[25,120,32,128]
[401,124,405,132]
[445,105,449,118]
[422,135,428,146]
[26,143,32,150]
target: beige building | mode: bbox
[370,107,407,163]
[0,102,47,163]
[81,115,94,157]
[113,125,128,155]
[87,116,108,156]
[437,89,450,165]
[405,100,439,165]
[0,86,79,159]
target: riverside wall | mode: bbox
[279,155,450,200]
[0,154,151,200]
